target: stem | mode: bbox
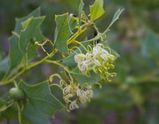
[16,102,22,124]
[49,83,62,90]
[82,33,101,43]
[0,49,57,86]
[45,60,73,82]
[0,21,92,86]
[67,22,92,45]
[74,40,88,52]
[14,81,18,88]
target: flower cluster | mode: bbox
[74,43,117,81]
[62,83,93,110]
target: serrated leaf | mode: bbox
[54,13,72,52]
[15,7,40,34]
[19,16,45,54]
[9,8,42,70]
[19,81,64,124]
[9,35,23,69]
[90,0,105,21]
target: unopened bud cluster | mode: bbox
[74,43,117,81]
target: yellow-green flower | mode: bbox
[74,43,117,81]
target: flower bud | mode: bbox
[9,87,24,100]
[74,54,86,63]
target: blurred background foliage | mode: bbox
[0,0,159,124]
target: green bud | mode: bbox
[9,87,24,100]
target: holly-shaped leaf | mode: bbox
[19,16,45,54]
[9,8,42,70]
[54,13,72,52]
[9,35,23,69]
[90,0,105,21]
[14,7,40,34]
[19,81,65,124]
[9,17,45,70]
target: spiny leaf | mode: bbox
[19,81,64,124]
[9,8,42,70]
[9,35,23,69]
[14,7,40,34]
[54,13,72,52]
[19,16,45,54]
[9,16,45,70]
[90,0,105,21]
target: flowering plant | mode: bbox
[0,0,123,123]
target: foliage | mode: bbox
[0,0,159,124]
[0,0,124,124]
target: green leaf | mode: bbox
[110,8,124,26]
[105,8,124,32]
[0,99,8,112]
[62,42,91,68]
[0,103,18,119]
[9,8,42,70]
[90,0,105,21]
[19,81,64,124]
[72,68,101,85]
[19,16,45,54]
[9,35,23,69]
[79,0,84,16]
[54,13,72,52]
[62,52,77,68]
[69,16,79,32]
[0,96,14,114]
[14,7,41,34]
